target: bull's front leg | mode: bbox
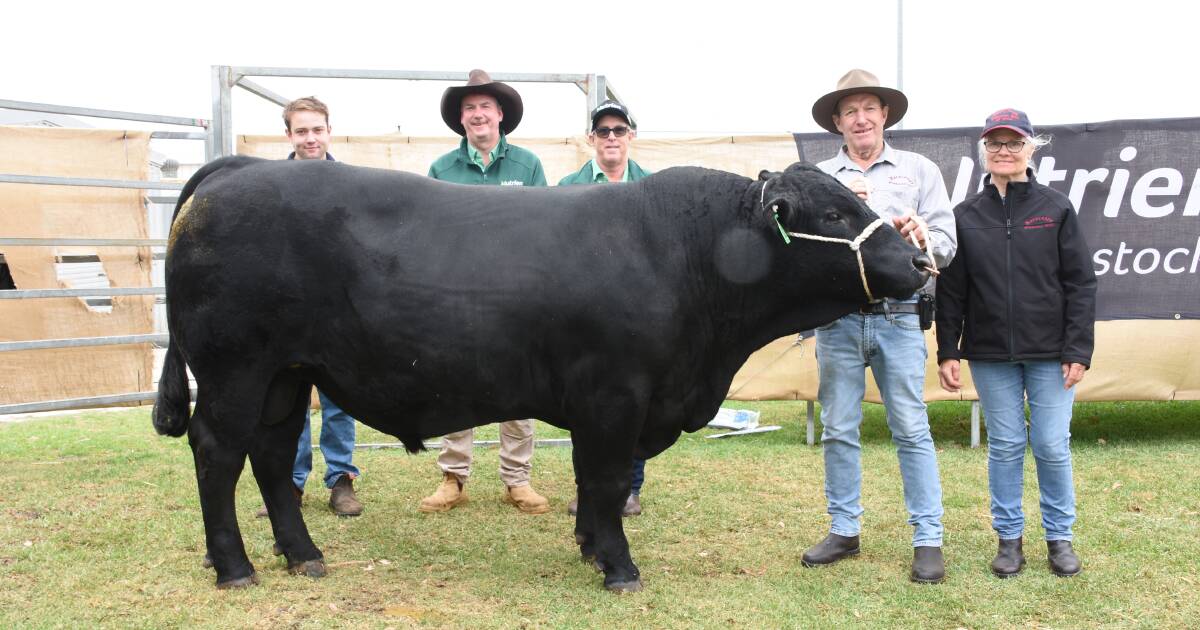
[572,427,642,592]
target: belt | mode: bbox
[859,302,920,315]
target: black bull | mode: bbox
[153,157,930,591]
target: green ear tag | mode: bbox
[772,208,792,245]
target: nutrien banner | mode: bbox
[794,117,1200,320]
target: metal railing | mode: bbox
[0,98,208,415]
[208,66,624,159]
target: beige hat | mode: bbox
[440,69,524,136]
[811,69,908,134]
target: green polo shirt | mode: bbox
[557,158,651,186]
[428,135,547,187]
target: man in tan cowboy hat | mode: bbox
[427,69,547,186]
[801,69,956,584]
[421,69,549,515]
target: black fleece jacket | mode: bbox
[935,169,1097,367]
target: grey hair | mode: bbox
[978,133,1051,171]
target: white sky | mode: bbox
[3,0,1195,164]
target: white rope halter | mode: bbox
[761,179,918,303]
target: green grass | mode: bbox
[1,401,1198,629]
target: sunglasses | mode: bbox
[593,126,630,138]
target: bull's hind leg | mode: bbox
[188,396,258,588]
[249,376,325,578]
[572,417,643,592]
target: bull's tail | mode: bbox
[152,338,190,436]
[152,155,260,437]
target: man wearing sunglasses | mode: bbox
[558,100,650,185]
[558,100,651,517]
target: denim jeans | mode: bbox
[815,308,944,547]
[970,360,1077,541]
[293,389,360,490]
[571,451,646,496]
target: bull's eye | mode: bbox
[824,211,842,222]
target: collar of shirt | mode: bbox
[589,159,629,183]
[832,141,896,173]
[467,136,504,169]
[286,151,336,161]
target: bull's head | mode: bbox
[759,163,932,302]
[753,160,931,301]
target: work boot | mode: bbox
[911,546,946,584]
[503,484,550,514]
[801,533,860,567]
[568,494,643,517]
[419,473,467,513]
[256,484,303,518]
[329,475,363,517]
[623,494,642,517]
[991,537,1026,578]
[1047,540,1082,577]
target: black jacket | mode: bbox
[935,170,1097,367]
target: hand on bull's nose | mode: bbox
[892,211,927,250]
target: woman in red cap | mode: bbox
[935,109,1097,578]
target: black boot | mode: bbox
[991,538,1026,578]
[911,546,946,584]
[801,533,860,567]
[1047,540,1081,577]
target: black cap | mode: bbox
[590,100,636,131]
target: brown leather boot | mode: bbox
[255,484,303,518]
[329,475,363,516]
[622,494,642,517]
[419,473,468,513]
[503,484,550,514]
[569,494,643,517]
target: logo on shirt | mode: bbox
[888,175,916,187]
[500,180,525,186]
[1024,215,1055,229]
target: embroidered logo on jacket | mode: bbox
[888,175,916,187]
[1024,215,1055,230]
[500,180,525,186]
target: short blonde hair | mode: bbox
[283,96,330,131]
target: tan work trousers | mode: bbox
[436,419,534,487]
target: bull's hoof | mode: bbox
[272,542,284,556]
[216,572,260,589]
[604,578,644,593]
[288,559,327,578]
[201,553,213,569]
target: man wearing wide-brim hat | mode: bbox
[800,69,956,585]
[420,69,549,516]
[427,69,547,186]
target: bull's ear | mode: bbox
[785,161,820,174]
[758,169,782,181]
[763,192,794,224]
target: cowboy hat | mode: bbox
[811,69,908,135]
[440,69,524,136]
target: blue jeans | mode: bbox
[572,451,646,496]
[970,360,1077,541]
[293,389,360,490]
[815,308,944,547]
